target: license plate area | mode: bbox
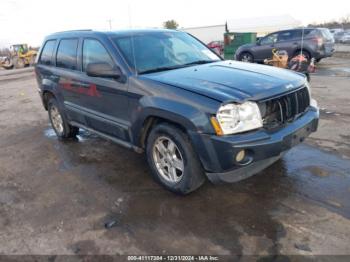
[287,124,313,148]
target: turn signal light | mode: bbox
[210,117,224,136]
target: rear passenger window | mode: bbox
[56,39,78,70]
[82,39,114,71]
[278,31,293,41]
[39,40,56,66]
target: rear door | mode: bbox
[54,38,86,124]
[273,30,297,57]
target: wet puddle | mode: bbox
[44,125,350,219]
[315,66,350,77]
[44,127,98,142]
[40,126,350,254]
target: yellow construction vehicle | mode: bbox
[0,44,38,69]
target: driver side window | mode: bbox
[260,33,278,45]
[82,39,114,72]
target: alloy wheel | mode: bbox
[152,136,184,184]
[50,105,64,135]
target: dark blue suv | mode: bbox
[35,29,319,194]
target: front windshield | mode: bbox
[112,31,221,74]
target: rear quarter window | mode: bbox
[305,29,321,38]
[56,39,79,70]
[39,40,56,66]
[320,29,334,40]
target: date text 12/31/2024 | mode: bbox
[127,255,219,261]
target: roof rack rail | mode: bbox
[53,29,93,34]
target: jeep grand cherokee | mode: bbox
[35,29,319,194]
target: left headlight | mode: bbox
[211,101,263,135]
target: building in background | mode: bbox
[182,15,301,44]
[183,24,226,44]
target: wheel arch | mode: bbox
[293,48,312,59]
[138,115,189,149]
[42,90,56,110]
[131,97,214,149]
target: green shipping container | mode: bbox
[224,32,257,60]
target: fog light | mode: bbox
[235,150,245,162]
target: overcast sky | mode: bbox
[0,0,349,47]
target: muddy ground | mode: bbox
[0,57,350,257]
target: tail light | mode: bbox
[311,37,323,47]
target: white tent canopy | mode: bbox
[227,15,301,36]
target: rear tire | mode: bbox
[292,50,311,61]
[146,123,206,195]
[48,97,79,139]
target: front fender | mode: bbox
[131,96,215,147]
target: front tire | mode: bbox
[146,123,206,195]
[239,52,254,63]
[48,97,79,139]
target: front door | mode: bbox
[253,33,278,61]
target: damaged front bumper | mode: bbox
[191,106,319,184]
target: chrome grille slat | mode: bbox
[259,86,310,129]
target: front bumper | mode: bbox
[190,106,319,184]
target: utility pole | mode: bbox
[107,19,112,31]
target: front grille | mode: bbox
[258,86,310,129]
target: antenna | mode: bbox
[300,26,305,67]
[107,19,112,31]
[128,2,138,76]
[300,26,304,56]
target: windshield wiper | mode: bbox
[139,65,185,74]
[182,60,220,66]
[139,60,220,75]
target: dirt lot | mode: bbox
[0,57,350,257]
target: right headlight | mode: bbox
[211,101,263,135]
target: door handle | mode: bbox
[71,81,90,88]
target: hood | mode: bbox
[141,61,306,102]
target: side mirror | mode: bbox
[256,39,261,45]
[86,62,121,79]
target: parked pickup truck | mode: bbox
[35,29,319,194]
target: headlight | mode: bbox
[211,101,263,135]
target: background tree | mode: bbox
[308,14,350,29]
[163,20,179,29]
